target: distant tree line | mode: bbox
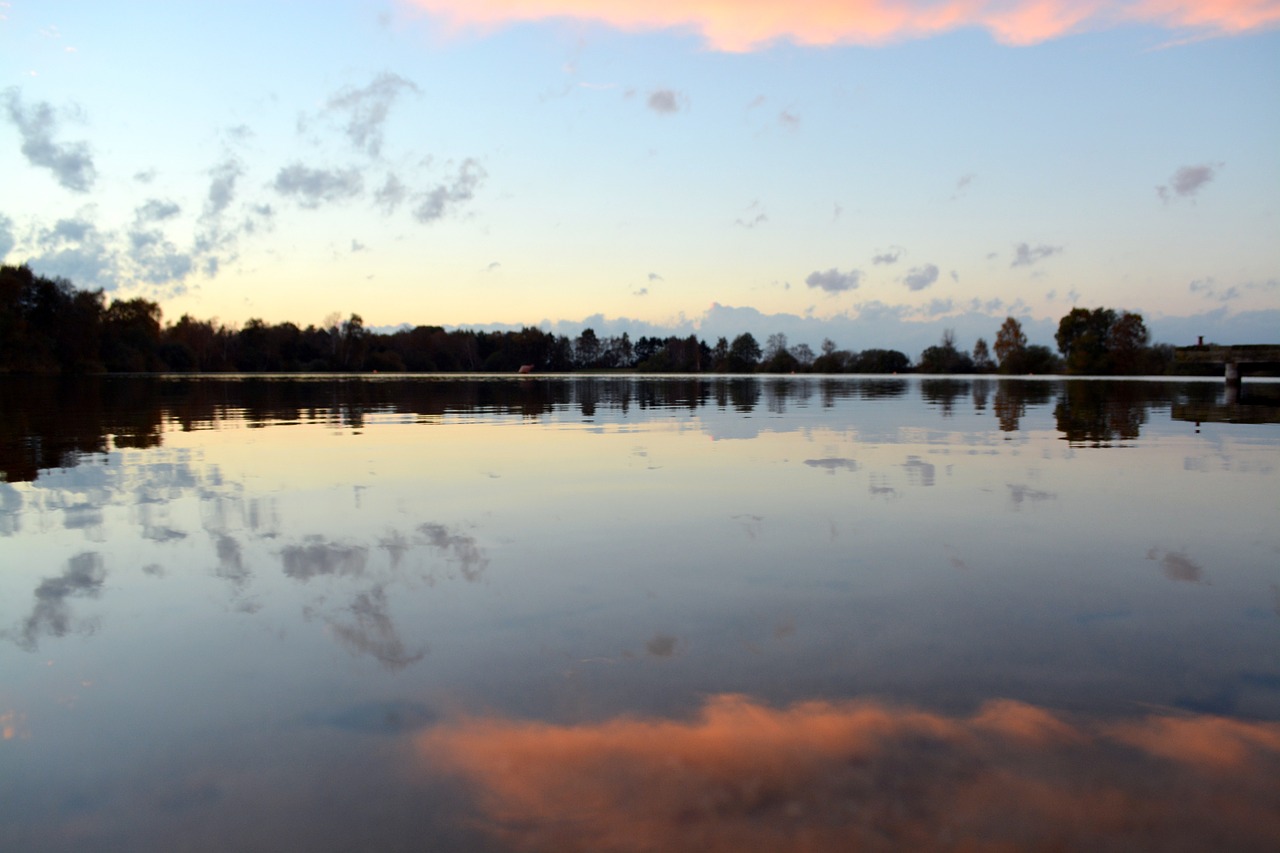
[1,264,1193,376]
[913,310,1178,376]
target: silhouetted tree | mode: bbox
[102,297,163,372]
[972,337,994,373]
[918,329,974,373]
[1056,307,1116,374]
[1109,312,1150,375]
[761,332,800,372]
[851,349,909,373]
[994,317,1028,373]
[574,328,600,369]
[728,333,761,372]
[791,342,815,369]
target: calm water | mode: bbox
[2,375,1279,851]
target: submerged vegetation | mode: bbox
[1,263,1195,376]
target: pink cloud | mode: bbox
[401,0,1280,50]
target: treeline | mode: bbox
[2,263,1186,376]
[913,312,1178,376]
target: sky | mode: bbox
[2,0,1278,352]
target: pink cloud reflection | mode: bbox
[418,694,1280,852]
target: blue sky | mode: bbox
[2,1,1277,352]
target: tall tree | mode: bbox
[994,317,1028,373]
[764,333,789,362]
[1109,312,1150,375]
[728,333,761,372]
[1056,307,1116,374]
[574,328,600,369]
[972,337,994,372]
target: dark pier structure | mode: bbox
[1172,342,1280,424]
[1175,342,1280,385]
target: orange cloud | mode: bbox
[418,694,1280,852]
[401,1,1280,50]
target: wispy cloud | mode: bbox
[805,268,862,294]
[0,214,14,261]
[1157,163,1221,203]
[412,158,486,223]
[2,88,97,192]
[647,88,683,114]
[323,73,421,157]
[375,173,409,214]
[274,164,365,209]
[204,158,243,218]
[1011,242,1062,268]
[135,199,181,224]
[872,247,903,265]
[903,263,939,291]
[402,1,1280,51]
[1184,276,1278,304]
[732,198,768,228]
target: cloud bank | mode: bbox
[403,1,1280,51]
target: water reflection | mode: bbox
[2,374,1278,851]
[6,375,1272,482]
[8,551,105,651]
[419,695,1280,853]
[1145,547,1206,584]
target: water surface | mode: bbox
[2,375,1278,851]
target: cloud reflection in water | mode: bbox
[419,694,1280,852]
[9,552,105,651]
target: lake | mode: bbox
[2,374,1279,851]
